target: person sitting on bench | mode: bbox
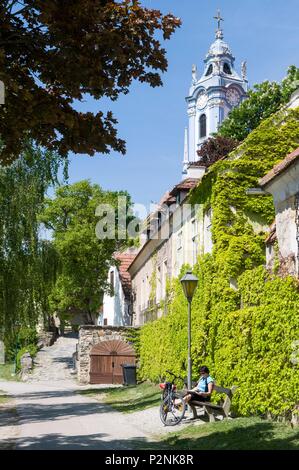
[184,366,214,404]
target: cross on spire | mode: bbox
[214,9,224,30]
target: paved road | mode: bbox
[0,380,158,449]
[0,335,193,449]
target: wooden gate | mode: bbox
[89,339,136,384]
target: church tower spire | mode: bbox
[214,9,224,39]
[182,127,189,175]
[183,11,248,176]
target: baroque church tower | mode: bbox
[183,11,248,175]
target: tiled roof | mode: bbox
[114,252,137,299]
[158,191,176,206]
[142,178,199,228]
[169,178,199,196]
[259,147,299,187]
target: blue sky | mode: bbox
[66,0,299,210]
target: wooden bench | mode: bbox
[189,385,237,422]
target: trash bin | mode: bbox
[121,363,137,386]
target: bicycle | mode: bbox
[159,370,187,426]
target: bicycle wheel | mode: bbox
[159,394,186,426]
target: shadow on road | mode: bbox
[0,400,120,427]
[0,432,159,450]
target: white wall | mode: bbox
[264,159,299,274]
[102,266,131,326]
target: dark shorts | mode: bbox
[186,392,210,402]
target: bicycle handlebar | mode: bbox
[165,370,186,383]
[165,369,175,377]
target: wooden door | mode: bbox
[89,339,136,385]
[90,355,113,384]
[112,355,135,384]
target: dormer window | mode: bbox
[205,64,213,76]
[223,63,232,75]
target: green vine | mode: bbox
[138,106,299,418]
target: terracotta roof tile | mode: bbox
[169,178,199,196]
[157,191,176,207]
[259,147,299,187]
[114,252,137,299]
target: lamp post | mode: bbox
[180,271,198,390]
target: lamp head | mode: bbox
[180,270,198,301]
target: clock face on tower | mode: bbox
[226,88,240,106]
[197,92,208,109]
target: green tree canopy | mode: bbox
[40,180,135,324]
[218,66,299,141]
[0,0,180,164]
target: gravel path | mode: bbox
[0,335,200,449]
[0,380,197,449]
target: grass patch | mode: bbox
[80,381,161,413]
[0,363,19,382]
[139,417,299,450]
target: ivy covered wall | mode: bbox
[138,107,299,418]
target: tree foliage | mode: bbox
[0,143,64,351]
[218,66,299,141]
[0,0,181,164]
[40,180,135,324]
[197,135,239,167]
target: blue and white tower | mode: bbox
[183,11,248,175]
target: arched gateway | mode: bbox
[89,339,136,384]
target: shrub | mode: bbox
[16,344,38,372]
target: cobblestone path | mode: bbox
[26,334,78,385]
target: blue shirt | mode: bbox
[197,375,214,393]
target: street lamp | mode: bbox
[180,270,198,390]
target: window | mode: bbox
[109,270,114,295]
[157,266,162,302]
[176,231,183,274]
[191,219,199,265]
[223,63,232,75]
[199,114,207,139]
[158,211,162,229]
[204,208,213,254]
[142,278,145,310]
[177,231,182,250]
[162,260,168,298]
[205,64,213,76]
[103,318,108,326]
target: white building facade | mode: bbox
[260,146,299,277]
[100,251,137,327]
[259,89,299,276]
[183,13,248,174]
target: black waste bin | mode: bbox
[121,363,137,386]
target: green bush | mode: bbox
[17,326,37,346]
[16,344,38,371]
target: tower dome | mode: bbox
[207,31,233,59]
[182,11,248,176]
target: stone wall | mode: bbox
[77,325,138,384]
[37,330,59,349]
